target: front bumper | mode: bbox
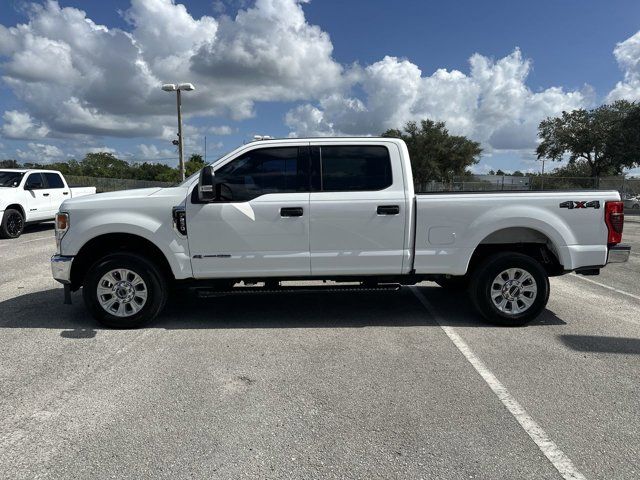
[51,255,73,284]
[607,244,631,264]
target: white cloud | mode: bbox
[0,0,346,142]
[0,0,637,162]
[1,110,50,139]
[137,143,175,160]
[287,50,591,153]
[16,142,64,162]
[86,146,117,155]
[210,125,234,135]
[607,31,640,102]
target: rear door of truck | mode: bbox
[308,141,409,275]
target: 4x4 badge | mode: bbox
[559,200,600,209]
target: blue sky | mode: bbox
[1,0,639,175]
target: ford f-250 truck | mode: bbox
[50,138,630,328]
[0,169,95,238]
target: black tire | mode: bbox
[469,252,550,326]
[0,208,25,239]
[435,275,470,290]
[82,253,167,328]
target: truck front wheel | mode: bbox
[0,208,25,239]
[83,253,167,328]
[469,252,549,326]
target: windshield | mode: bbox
[0,171,25,187]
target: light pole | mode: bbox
[162,82,195,181]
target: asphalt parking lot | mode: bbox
[1,219,639,479]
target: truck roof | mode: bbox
[0,168,62,174]
[249,136,404,143]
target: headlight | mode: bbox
[55,212,69,252]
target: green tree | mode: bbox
[80,152,133,178]
[132,162,179,182]
[0,159,20,168]
[495,169,506,176]
[382,120,482,183]
[184,153,206,177]
[512,170,524,177]
[536,100,640,177]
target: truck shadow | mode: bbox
[559,334,640,355]
[0,284,565,339]
[23,222,55,234]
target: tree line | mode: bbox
[1,100,638,182]
[0,153,206,183]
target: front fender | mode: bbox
[62,210,193,279]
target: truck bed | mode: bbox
[412,190,620,275]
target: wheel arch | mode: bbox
[466,226,565,277]
[4,204,26,218]
[70,233,175,290]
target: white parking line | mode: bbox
[410,287,587,480]
[571,273,640,301]
[0,236,53,248]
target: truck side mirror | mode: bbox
[197,165,215,202]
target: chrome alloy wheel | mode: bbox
[490,268,537,315]
[97,269,148,317]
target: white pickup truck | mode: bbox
[51,138,630,328]
[0,169,95,238]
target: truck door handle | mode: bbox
[377,205,400,215]
[63,192,69,195]
[280,207,304,217]
[43,193,50,197]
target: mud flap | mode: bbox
[63,284,72,305]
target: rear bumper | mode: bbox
[607,244,630,264]
[51,255,73,284]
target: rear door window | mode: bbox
[319,146,392,191]
[43,173,65,188]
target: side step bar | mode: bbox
[195,283,402,298]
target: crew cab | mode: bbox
[0,169,95,238]
[51,138,630,328]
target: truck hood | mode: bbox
[60,186,189,211]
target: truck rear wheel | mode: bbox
[83,253,167,328]
[0,208,25,239]
[469,252,549,326]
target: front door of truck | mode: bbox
[308,142,408,275]
[23,173,52,221]
[186,145,311,279]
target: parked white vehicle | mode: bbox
[0,169,95,238]
[51,138,630,328]
[623,195,640,210]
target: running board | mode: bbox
[195,283,402,298]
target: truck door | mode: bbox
[186,144,311,279]
[42,172,68,216]
[308,143,408,275]
[23,173,51,221]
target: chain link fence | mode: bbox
[415,175,640,212]
[65,175,174,193]
[65,174,640,212]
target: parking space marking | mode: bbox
[410,287,587,480]
[0,236,53,248]
[571,273,640,301]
